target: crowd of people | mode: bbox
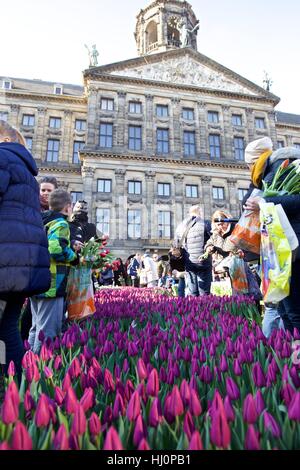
[0,119,300,382]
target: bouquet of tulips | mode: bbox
[80,236,112,270]
[262,159,300,197]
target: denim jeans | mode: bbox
[186,268,212,297]
[178,277,186,298]
[262,303,285,338]
[29,297,64,354]
[0,295,25,382]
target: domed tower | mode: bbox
[135,0,199,56]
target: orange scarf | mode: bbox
[251,150,273,188]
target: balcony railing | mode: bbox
[146,42,158,53]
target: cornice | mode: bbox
[38,165,81,174]
[276,122,300,131]
[80,150,249,170]
[0,90,86,106]
[85,73,277,105]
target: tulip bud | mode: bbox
[226,377,240,401]
[133,415,147,447]
[243,394,258,424]
[53,424,69,450]
[7,361,15,377]
[127,391,141,421]
[11,422,32,450]
[64,387,78,415]
[190,389,202,417]
[149,398,162,428]
[183,411,195,440]
[138,439,150,450]
[103,426,123,450]
[137,358,148,381]
[288,392,300,421]
[89,412,101,437]
[263,411,281,438]
[71,404,87,436]
[146,368,159,397]
[188,431,203,450]
[80,387,95,412]
[245,425,260,450]
[35,394,51,428]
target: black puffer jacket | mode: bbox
[0,142,50,296]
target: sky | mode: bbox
[2,0,300,113]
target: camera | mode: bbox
[213,218,238,223]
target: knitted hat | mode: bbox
[244,137,273,164]
[73,200,88,213]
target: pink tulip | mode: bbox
[113,392,125,419]
[24,390,35,413]
[210,408,231,449]
[71,404,87,436]
[103,426,123,450]
[180,380,191,406]
[26,362,40,383]
[35,394,51,428]
[69,357,81,379]
[127,391,141,421]
[137,358,148,381]
[125,379,135,401]
[138,439,150,450]
[11,422,32,450]
[254,390,265,414]
[183,411,195,440]
[226,377,240,400]
[190,389,202,417]
[1,381,20,424]
[62,372,72,391]
[44,366,53,379]
[252,362,266,387]
[146,368,159,397]
[54,386,65,406]
[53,355,62,370]
[263,411,281,438]
[53,424,69,450]
[224,396,235,422]
[104,368,115,393]
[0,442,10,450]
[133,415,146,447]
[7,361,15,377]
[89,412,101,436]
[64,387,78,414]
[245,425,260,450]
[189,431,203,450]
[168,385,184,418]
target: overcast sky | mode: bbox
[2,0,300,113]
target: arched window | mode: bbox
[146,21,158,52]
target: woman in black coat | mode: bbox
[0,121,50,378]
[245,146,300,334]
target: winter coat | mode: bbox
[168,250,186,272]
[69,213,98,244]
[143,255,159,283]
[0,142,50,296]
[176,216,211,270]
[38,211,77,298]
[127,258,140,277]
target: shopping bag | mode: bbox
[229,210,261,254]
[260,202,291,303]
[214,255,248,294]
[275,204,299,260]
[67,266,96,321]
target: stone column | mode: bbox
[227,178,238,217]
[114,169,126,242]
[197,101,208,157]
[200,176,212,219]
[36,107,47,162]
[171,97,181,158]
[222,105,232,160]
[174,174,184,229]
[81,166,95,221]
[145,95,154,156]
[63,109,72,164]
[10,104,20,128]
[286,134,293,146]
[116,92,126,149]
[145,171,156,239]
[246,108,255,143]
[86,87,98,149]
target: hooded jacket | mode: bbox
[0,142,50,296]
[38,210,77,298]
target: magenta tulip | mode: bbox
[80,387,95,412]
[64,387,78,414]
[138,439,150,450]
[189,431,203,450]
[11,422,32,450]
[243,394,258,424]
[71,404,87,436]
[35,394,51,428]
[53,424,69,450]
[190,389,202,417]
[89,412,101,437]
[103,426,123,450]
[127,391,141,421]
[245,425,260,450]
[226,377,240,400]
[137,358,148,381]
[149,397,162,427]
[263,411,281,438]
[146,368,159,397]
[288,392,300,421]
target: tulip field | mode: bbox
[1,288,300,450]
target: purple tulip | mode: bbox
[243,394,258,424]
[180,380,191,406]
[146,368,159,397]
[133,415,147,447]
[71,404,87,436]
[80,387,95,412]
[64,387,78,414]
[53,424,69,450]
[149,397,162,427]
[252,362,266,387]
[220,355,228,372]
[89,412,101,437]
[263,411,281,438]
[245,425,260,450]
[224,396,235,422]
[189,389,202,417]
[233,359,242,376]
[226,377,240,400]
[103,426,123,450]
[281,383,295,407]
[188,431,203,450]
[11,422,32,450]
[127,391,141,421]
[288,392,300,421]
[289,366,300,388]
[254,390,265,414]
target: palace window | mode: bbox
[232,114,242,126]
[97,179,112,193]
[255,117,266,129]
[209,134,221,158]
[46,139,60,162]
[157,128,169,154]
[75,119,86,131]
[101,98,114,111]
[49,117,61,129]
[99,123,113,148]
[73,141,85,164]
[22,114,35,127]
[186,185,198,198]
[96,208,110,236]
[234,137,245,160]
[129,101,142,114]
[54,84,63,95]
[128,181,142,195]
[182,108,194,120]
[294,143,300,149]
[128,210,141,239]
[156,105,169,118]
[2,80,12,90]
[213,186,225,200]
[238,188,248,202]
[184,131,196,156]
[25,137,33,152]
[0,111,8,121]
[128,125,142,151]
[71,192,83,205]
[208,111,219,123]
[158,183,171,197]
[277,140,284,148]
[158,211,171,239]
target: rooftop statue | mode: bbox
[179,20,199,47]
[84,44,99,67]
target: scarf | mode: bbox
[251,150,273,188]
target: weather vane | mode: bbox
[263,71,273,92]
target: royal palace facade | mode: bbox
[1,0,300,257]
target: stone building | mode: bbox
[1,0,300,258]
